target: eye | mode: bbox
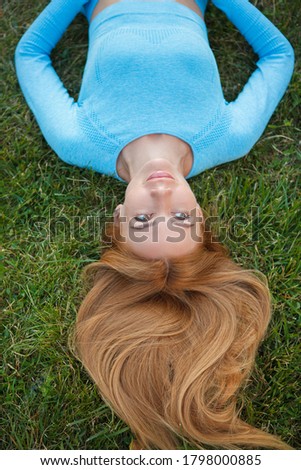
[134,214,152,223]
[131,212,193,227]
[173,212,191,221]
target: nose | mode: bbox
[150,186,172,197]
[150,186,172,214]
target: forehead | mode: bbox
[120,222,201,258]
[126,237,199,259]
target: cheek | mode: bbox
[124,189,148,211]
[176,184,196,203]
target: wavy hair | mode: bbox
[73,221,290,449]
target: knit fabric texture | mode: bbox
[15,0,294,182]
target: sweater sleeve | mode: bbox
[15,0,89,161]
[211,0,294,159]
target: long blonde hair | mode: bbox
[73,221,290,449]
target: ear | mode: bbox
[196,203,204,221]
[113,204,123,226]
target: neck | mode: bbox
[116,134,193,182]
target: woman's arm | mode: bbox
[211,0,294,157]
[15,0,88,159]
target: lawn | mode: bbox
[1,0,300,450]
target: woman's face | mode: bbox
[114,159,203,259]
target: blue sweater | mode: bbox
[15,0,294,182]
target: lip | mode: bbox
[146,171,175,181]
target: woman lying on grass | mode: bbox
[15,0,294,450]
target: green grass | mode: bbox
[1,0,300,450]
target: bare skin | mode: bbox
[113,135,203,260]
[91,0,204,21]
[90,2,204,259]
